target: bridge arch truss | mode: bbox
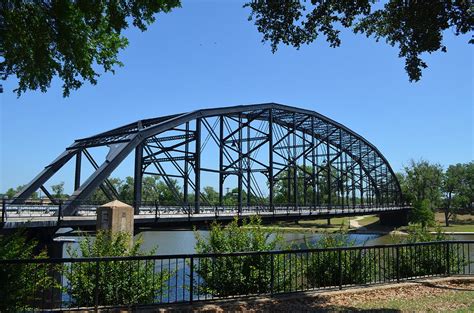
[13,103,403,215]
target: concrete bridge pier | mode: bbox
[379,208,410,227]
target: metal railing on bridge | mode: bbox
[1,241,472,311]
[1,197,408,224]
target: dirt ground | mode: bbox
[144,277,473,313]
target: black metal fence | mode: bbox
[1,241,472,311]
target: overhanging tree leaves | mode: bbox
[1,0,180,96]
[245,0,473,82]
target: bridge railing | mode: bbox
[1,240,472,311]
[1,197,407,223]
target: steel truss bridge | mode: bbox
[6,103,406,228]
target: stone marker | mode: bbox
[96,200,134,235]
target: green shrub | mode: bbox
[305,232,375,288]
[0,231,55,312]
[390,225,467,279]
[64,231,170,307]
[194,216,293,296]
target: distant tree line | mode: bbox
[397,160,474,226]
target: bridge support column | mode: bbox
[133,144,143,215]
[379,209,409,227]
[194,118,201,214]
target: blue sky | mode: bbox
[0,1,472,193]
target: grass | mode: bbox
[431,212,474,233]
[354,286,474,312]
[396,213,474,233]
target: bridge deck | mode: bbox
[1,206,409,230]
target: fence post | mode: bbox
[57,200,63,225]
[396,245,400,283]
[189,256,194,304]
[446,242,450,276]
[338,249,343,290]
[154,200,158,222]
[94,260,100,312]
[2,196,6,223]
[270,253,275,295]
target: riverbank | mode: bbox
[261,213,474,235]
[151,276,473,312]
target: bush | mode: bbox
[194,216,293,296]
[305,232,374,288]
[390,225,466,279]
[0,231,55,312]
[64,231,170,307]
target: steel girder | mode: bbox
[13,103,402,215]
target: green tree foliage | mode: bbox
[194,216,291,296]
[64,231,170,307]
[51,181,66,199]
[245,1,473,82]
[0,231,54,312]
[409,199,435,228]
[87,175,181,204]
[400,159,443,208]
[443,162,474,226]
[202,186,219,205]
[305,232,374,287]
[1,0,181,96]
[391,225,466,278]
[3,184,38,199]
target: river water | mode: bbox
[62,230,474,257]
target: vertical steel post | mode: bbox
[339,130,343,209]
[396,245,400,283]
[446,242,450,275]
[268,109,274,212]
[195,118,201,214]
[327,130,331,210]
[57,200,62,225]
[219,116,224,206]
[287,128,291,207]
[246,119,251,207]
[303,131,307,206]
[359,142,364,207]
[270,253,275,295]
[189,256,194,303]
[133,143,143,214]
[237,114,243,214]
[338,249,343,290]
[184,122,189,205]
[74,150,82,191]
[94,260,100,311]
[2,196,6,223]
[293,113,298,209]
[311,117,316,209]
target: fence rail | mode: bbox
[1,241,472,311]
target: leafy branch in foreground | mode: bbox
[0,230,55,313]
[245,0,473,82]
[1,1,181,96]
